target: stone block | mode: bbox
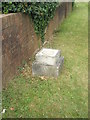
[32,56,64,77]
[35,48,61,65]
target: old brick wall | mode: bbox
[2,13,39,87]
[45,2,66,41]
[2,2,72,87]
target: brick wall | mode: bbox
[2,2,72,88]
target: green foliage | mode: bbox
[2,2,59,43]
[30,2,58,43]
[72,0,75,8]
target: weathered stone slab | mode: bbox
[32,56,64,77]
[35,48,61,65]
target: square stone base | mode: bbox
[32,56,64,77]
[35,48,61,65]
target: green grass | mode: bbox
[0,92,2,119]
[2,3,88,118]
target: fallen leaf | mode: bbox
[40,76,47,80]
[10,107,14,111]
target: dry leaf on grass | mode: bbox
[39,76,47,80]
[10,107,14,111]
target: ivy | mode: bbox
[2,2,59,43]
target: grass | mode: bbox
[2,3,88,118]
[0,93,2,119]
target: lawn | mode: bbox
[2,3,88,118]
